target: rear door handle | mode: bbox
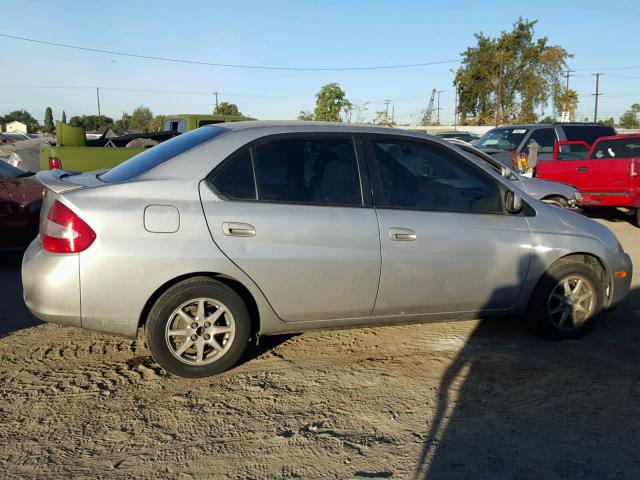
[576,167,588,172]
[389,227,416,241]
[223,222,256,237]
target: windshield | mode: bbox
[100,126,227,183]
[475,128,528,151]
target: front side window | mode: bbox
[370,139,502,213]
[253,137,362,206]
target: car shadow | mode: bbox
[414,286,640,479]
[581,207,636,225]
[0,248,41,337]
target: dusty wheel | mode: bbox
[525,259,603,340]
[542,196,569,209]
[145,277,250,378]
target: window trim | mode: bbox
[363,134,510,216]
[207,132,373,208]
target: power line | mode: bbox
[0,33,459,71]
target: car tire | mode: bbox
[542,196,568,208]
[634,208,640,228]
[145,276,251,378]
[525,259,603,340]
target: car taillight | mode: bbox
[42,200,96,253]
[630,158,640,177]
[49,156,62,170]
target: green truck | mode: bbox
[39,114,254,172]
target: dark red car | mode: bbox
[0,161,42,247]
[537,134,640,226]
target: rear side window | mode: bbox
[253,137,362,206]
[590,138,640,159]
[525,128,557,154]
[101,127,227,183]
[563,125,615,145]
[211,151,256,200]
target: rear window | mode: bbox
[563,125,615,145]
[100,126,227,183]
[591,137,640,159]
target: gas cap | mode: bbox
[144,205,180,233]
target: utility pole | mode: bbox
[436,90,443,125]
[592,73,603,122]
[562,69,574,118]
[450,68,458,130]
[213,92,219,112]
[96,87,102,131]
[453,87,458,130]
[384,99,391,123]
[495,53,504,127]
[391,104,395,124]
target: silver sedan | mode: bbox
[22,122,632,377]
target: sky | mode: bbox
[1,0,639,125]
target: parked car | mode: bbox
[23,122,632,378]
[475,123,616,167]
[434,131,481,144]
[537,134,640,226]
[447,139,581,208]
[0,162,42,247]
[0,133,30,145]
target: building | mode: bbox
[4,121,27,134]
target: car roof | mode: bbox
[205,120,411,135]
[491,123,610,130]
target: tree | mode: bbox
[129,106,153,132]
[148,115,167,132]
[214,102,241,116]
[113,112,132,134]
[313,83,350,122]
[554,89,579,121]
[61,110,67,124]
[68,115,114,132]
[43,107,54,134]
[297,110,314,121]
[619,104,640,129]
[454,18,571,125]
[1,110,40,133]
[599,117,615,127]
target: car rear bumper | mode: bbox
[21,238,82,327]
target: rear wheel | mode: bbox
[145,277,250,378]
[525,259,603,340]
[542,196,569,208]
[634,208,640,228]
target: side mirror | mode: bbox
[505,190,523,214]
[500,166,514,178]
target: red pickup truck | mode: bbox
[537,134,640,225]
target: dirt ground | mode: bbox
[1,212,639,479]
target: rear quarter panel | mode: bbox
[65,179,280,338]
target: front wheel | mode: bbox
[145,277,251,378]
[525,259,603,340]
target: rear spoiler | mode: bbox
[36,169,107,194]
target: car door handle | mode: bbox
[389,227,416,241]
[576,167,588,172]
[223,222,256,237]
